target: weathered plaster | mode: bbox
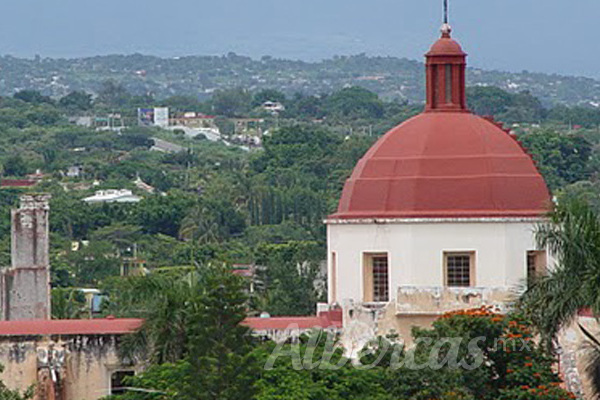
[0,334,139,400]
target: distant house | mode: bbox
[133,176,155,194]
[169,112,216,128]
[232,264,256,293]
[262,101,285,113]
[68,116,93,127]
[66,165,84,178]
[26,169,47,181]
[83,189,141,204]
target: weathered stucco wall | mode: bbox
[329,219,544,347]
[0,334,137,400]
[1,194,51,321]
[557,317,600,399]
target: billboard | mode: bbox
[154,107,169,127]
[138,107,169,127]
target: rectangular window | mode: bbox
[527,250,547,287]
[445,252,475,287]
[372,256,389,302]
[363,253,389,303]
[111,371,135,395]
[445,64,453,103]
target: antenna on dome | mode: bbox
[443,0,449,24]
[441,0,452,37]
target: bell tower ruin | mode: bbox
[0,194,51,320]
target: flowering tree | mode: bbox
[404,307,576,400]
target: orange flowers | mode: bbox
[441,305,502,319]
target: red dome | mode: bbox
[426,36,466,56]
[331,112,551,220]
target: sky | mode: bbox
[0,0,598,78]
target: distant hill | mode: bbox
[1,53,600,107]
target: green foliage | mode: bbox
[547,105,600,129]
[467,87,545,123]
[254,333,391,400]
[14,90,54,105]
[0,365,33,400]
[210,88,252,117]
[519,197,600,344]
[133,193,195,237]
[62,240,121,286]
[97,80,134,108]
[255,241,324,316]
[59,91,93,112]
[519,129,592,189]
[2,154,28,176]
[51,288,88,319]
[324,87,385,120]
[107,264,258,400]
[159,96,204,113]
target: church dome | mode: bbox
[330,27,551,220]
[331,112,551,219]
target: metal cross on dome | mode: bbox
[444,0,449,24]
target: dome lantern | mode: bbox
[425,25,468,112]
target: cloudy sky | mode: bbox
[1,0,598,77]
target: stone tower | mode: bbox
[0,194,51,320]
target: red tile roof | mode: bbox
[0,318,143,336]
[1,179,37,188]
[243,310,343,331]
[0,311,342,337]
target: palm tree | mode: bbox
[518,198,600,396]
[519,198,600,344]
[105,270,195,364]
[179,204,221,245]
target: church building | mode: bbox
[326,23,552,343]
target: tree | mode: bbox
[210,88,252,117]
[518,198,600,344]
[133,193,195,237]
[520,129,592,189]
[180,200,246,245]
[64,240,121,286]
[324,87,384,119]
[105,271,195,364]
[97,80,132,108]
[183,263,258,400]
[467,87,545,124]
[254,332,392,400]
[59,91,93,111]
[107,264,258,400]
[13,90,54,105]
[252,308,574,400]
[2,154,28,177]
[288,93,325,119]
[467,86,513,117]
[161,95,204,113]
[51,288,87,319]
[255,241,324,316]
